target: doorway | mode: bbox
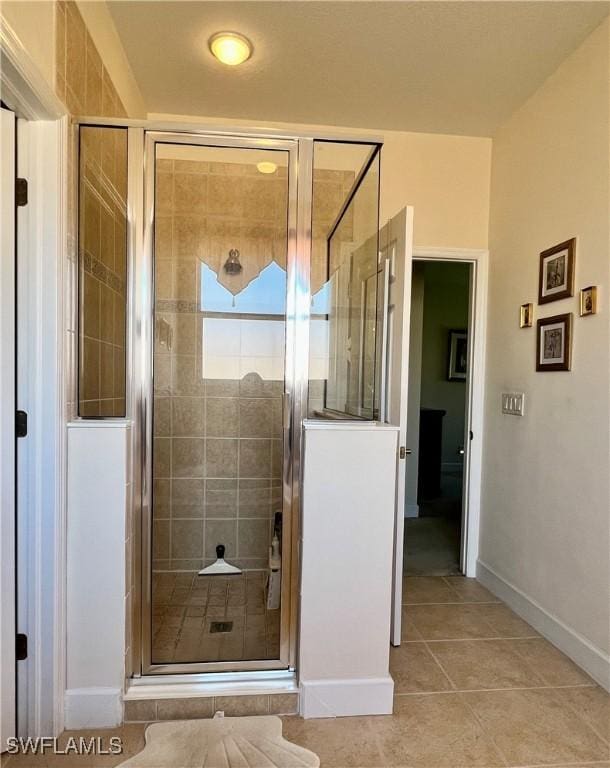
[403,260,471,576]
[386,232,488,644]
[142,135,299,675]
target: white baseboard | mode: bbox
[477,560,610,691]
[405,504,419,518]
[300,677,394,719]
[64,687,122,729]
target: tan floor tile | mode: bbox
[390,642,452,694]
[401,607,423,640]
[474,603,538,638]
[45,725,146,767]
[429,639,545,691]
[403,576,459,604]
[547,764,610,767]
[282,715,385,767]
[407,603,499,640]
[563,686,610,743]
[443,577,499,603]
[511,638,596,687]
[462,688,609,766]
[373,693,505,767]
[1,753,48,767]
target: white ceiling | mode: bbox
[108,1,609,137]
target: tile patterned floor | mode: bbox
[2,577,608,767]
[151,571,280,662]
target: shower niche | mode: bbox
[77,125,382,677]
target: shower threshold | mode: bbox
[125,668,298,703]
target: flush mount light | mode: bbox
[256,161,277,175]
[209,31,252,66]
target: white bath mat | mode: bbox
[118,713,319,768]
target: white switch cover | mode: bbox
[502,392,525,416]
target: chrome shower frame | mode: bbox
[74,117,382,680]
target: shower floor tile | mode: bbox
[151,571,280,664]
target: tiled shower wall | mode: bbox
[152,158,287,573]
[152,373,285,572]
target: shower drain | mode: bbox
[209,621,233,634]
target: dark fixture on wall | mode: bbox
[224,248,242,275]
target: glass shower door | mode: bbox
[147,137,295,672]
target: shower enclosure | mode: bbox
[76,122,382,678]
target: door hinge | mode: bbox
[16,410,27,438]
[16,177,28,207]
[16,633,27,661]
[399,446,412,459]
[470,430,474,441]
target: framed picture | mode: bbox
[447,330,467,381]
[579,286,597,316]
[520,302,533,328]
[538,238,575,304]
[536,313,572,372]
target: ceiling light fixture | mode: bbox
[208,31,253,66]
[256,161,277,175]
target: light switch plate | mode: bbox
[502,392,525,416]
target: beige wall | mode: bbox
[481,19,610,657]
[1,1,55,86]
[380,131,491,249]
[150,114,493,251]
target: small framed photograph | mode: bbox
[520,303,533,328]
[579,286,597,316]
[536,313,572,372]
[447,330,467,381]
[538,238,575,304]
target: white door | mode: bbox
[0,106,17,749]
[380,207,414,647]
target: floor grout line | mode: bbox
[421,639,458,692]
[553,687,610,747]
[456,688,512,768]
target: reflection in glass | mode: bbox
[309,143,381,419]
[78,126,128,418]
